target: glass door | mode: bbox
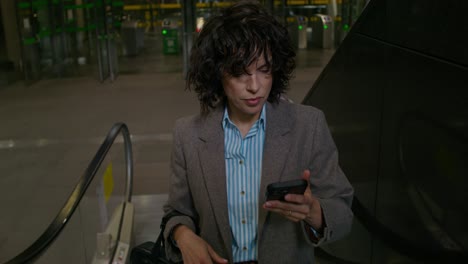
[116,0,184,75]
[90,0,112,80]
[15,0,121,82]
[90,0,122,81]
[16,0,41,81]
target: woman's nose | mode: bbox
[246,75,260,93]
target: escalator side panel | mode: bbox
[303,33,386,263]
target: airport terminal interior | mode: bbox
[0,0,467,263]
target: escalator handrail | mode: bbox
[352,196,467,262]
[314,194,467,264]
[4,122,133,264]
[317,114,468,263]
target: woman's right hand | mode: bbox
[173,225,228,264]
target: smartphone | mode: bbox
[265,179,308,201]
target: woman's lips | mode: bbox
[245,97,262,106]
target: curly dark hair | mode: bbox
[186,1,296,114]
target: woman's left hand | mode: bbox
[262,169,323,231]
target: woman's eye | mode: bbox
[258,66,271,73]
[259,69,271,75]
[230,72,245,77]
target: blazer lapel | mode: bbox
[258,101,294,238]
[197,107,233,260]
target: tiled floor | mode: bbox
[0,47,334,262]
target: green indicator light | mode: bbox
[38,30,51,37]
[343,24,349,30]
[323,25,328,30]
[162,29,168,35]
[112,1,124,7]
[18,2,31,8]
[298,25,303,30]
[23,38,37,45]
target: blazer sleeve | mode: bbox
[163,118,198,262]
[304,110,354,246]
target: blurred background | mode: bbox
[1,1,467,263]
[0,0,366,83]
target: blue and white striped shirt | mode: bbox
[223,105,266,262]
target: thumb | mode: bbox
[207,244,228,263]
[302,169,313,196]
[302,169,311,182]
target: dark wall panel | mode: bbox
[304,33,385,201]
[303,33,386,263]
[355,0,387,40]
[303,0,468,262]
[386,0,468,66]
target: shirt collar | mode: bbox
[222,104,266,131]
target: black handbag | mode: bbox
[130,213,179,264]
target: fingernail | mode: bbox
[265,202,271,207]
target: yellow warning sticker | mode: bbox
[103,162,114,203]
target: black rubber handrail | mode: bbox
[395,112,467,258]
[3,123,133,264]
[314,195,462,263]
[352,196,467,262]
[315,194,467,264]
[316,111,468,263]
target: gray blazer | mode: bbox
[163,100,354,263]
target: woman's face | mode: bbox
[222,55,273,124]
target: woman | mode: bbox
[162,2,354,263]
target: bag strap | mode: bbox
[151,211,182,257]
